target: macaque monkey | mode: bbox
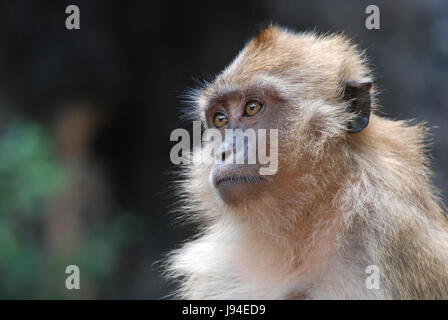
[166,25,448,299]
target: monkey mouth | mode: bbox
[212,167,267,204]
[214,174,263,186]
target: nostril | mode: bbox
[222,147,233,162]
[216,141,234,163]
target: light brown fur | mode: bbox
[166,25,448,299]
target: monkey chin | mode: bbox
[212,164,266,206]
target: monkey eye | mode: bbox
[245,100,263,117]
[214,112,229,128]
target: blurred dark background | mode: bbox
[0,0,446,299]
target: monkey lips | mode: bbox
[211,163,268,205]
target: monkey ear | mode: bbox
[343,80,372,133]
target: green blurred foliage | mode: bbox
[0,120,144,299]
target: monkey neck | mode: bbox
[229,165,346,269]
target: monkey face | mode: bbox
[192,26,374,209]
[204,93,283,206]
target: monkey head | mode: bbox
[187,25,374,211]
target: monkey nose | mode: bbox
[215,143,233,163]
[215,139,253,164]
